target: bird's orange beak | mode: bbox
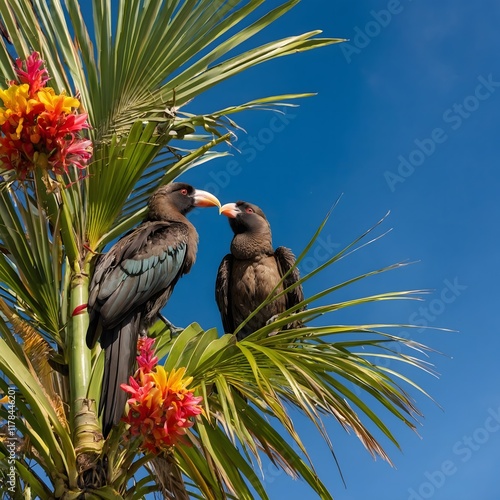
[219,202,240,218]
[192,190,221,208]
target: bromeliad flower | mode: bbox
[0,51,92,179]
[121,338,203,454]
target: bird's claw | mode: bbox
[158,314,184,336]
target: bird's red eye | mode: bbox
[180,188,188,195]
[245,207,254,214]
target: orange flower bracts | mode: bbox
[0,52,92,179]
[121,337,203,454]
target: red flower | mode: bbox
[0,52,92,179]
[120,338,203,454]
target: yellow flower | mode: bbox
[151,366,193,396]
[0,84,30,124]
[0,83,30,110]
[37,88,80,114]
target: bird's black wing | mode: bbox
[87,221,190,437]
[274,246,304,312]
[87,221,188,347]
[215,254,234,334]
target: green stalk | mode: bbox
[68,265,90,420]
[68,262,102,454]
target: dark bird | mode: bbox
[216,201,304,340]
[86,183,220,437]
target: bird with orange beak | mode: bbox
[87,183,220,437]
[216,201,304,340]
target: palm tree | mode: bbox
[0,1,434,498]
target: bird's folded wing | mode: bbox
[215,254,234,334]
[90,222,188,329]
[274,246,304,310]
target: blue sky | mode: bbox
[165,1,500,499]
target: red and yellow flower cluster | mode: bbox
[0,52,92,178]
[121,337,203,454]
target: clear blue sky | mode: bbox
[166,1,500,499]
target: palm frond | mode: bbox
[0,336,75,488]
[0,184,62,341]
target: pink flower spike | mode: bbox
[15,52,49,96]
[136,337,159,373]
[138,337,156,353]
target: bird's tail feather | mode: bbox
[99,312,141,438]
[86,312,101,349]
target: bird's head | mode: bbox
[148,183,220,219]
[220,201,271,236]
